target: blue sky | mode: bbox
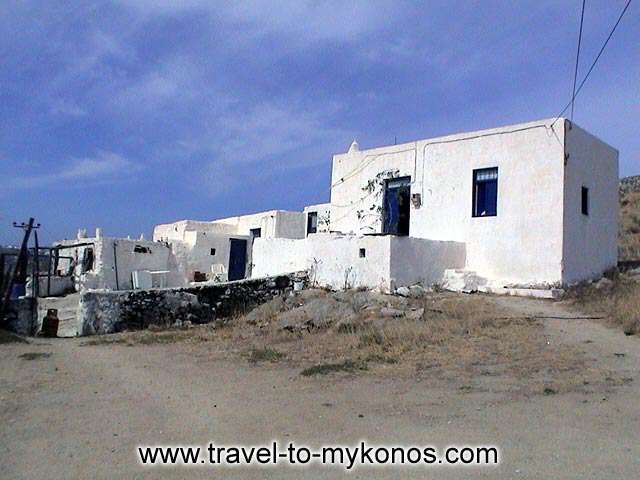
[1,0,638,245]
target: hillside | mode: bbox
[620,175,640,261]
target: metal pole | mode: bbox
[1,218,38,319]
[31,231,40,335]
[47,247,52,297]
[33,230,40,299]
[113,241,119,290]
[0,254,5,297]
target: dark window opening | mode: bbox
[307,212,318,234]
[133,245,151,253]
[359,248,366,258]
[210,248,216,256]
[581,186,589,216]
[250,228,261,238]
[81,247,94,273]
[383,176,411,235]
[472,167,498,217]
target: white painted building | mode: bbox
[251,118,619,293]
[54,229,186,292]
[146,118,617,294]
[153,210,310,282]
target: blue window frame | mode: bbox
[472,167,498,217]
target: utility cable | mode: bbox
[553,0,632,125]
[571,0,587,120]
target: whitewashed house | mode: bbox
[148,118,617,295]
[250,118,618,294]
[52,229,186,292]
[153,210,312,282]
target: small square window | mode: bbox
[210,248,216,256]
[472,167,498,217]
[581,186,589,216]
[250,228,261,238]
[359,248,366,258]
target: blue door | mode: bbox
[383,176,411,235]
[228,239,247,281]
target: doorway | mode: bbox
[383,176,411,235]
[228,238,247,281]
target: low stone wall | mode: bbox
[79,272,307,335]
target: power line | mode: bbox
[553,0,633,125]
[571,0,587,120]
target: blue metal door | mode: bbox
[228,239,247,281]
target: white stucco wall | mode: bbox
[389,237,466,288]
[153,220,236,243]
[210,210,306,239]
[273,211,306,239]
[562,121,619,284]
[251,234,465,291]
[97,237,185,290]
[252,234,392,290]
[153,210,307,282]
[330,118,568,287]
[55,236,186,291]
[178,231,250,282]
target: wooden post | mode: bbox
[113,241,119,290]
[33,230,40,299]
[1,218,38,319]
[47,248,52,297]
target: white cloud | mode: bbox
[10,151,135,189]
[188,99,352,197]
[117,0,398,45]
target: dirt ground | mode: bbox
[1,294,639,479]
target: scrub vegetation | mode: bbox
[567,275,640,336]
[619,175,640,261]
[85,289,622,396]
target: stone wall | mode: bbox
[79,271,307,335]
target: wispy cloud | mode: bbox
[191,100,352,196]
[10,151,135,189]
[118,0,398,45]
[0,0,636,244]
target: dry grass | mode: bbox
[248,347,285,363]
[18,352,51,360]
[81,324,220,346]
[301,359,368,376]
[220,292,613,395]
[567,276,640,336]
[82,290,619,395]
[619,189,640,261]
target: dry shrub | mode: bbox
[82,324,220,346]
[569,278,640,336]
[619,189,640,261]
[248,347,284,363]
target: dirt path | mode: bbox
[493,295,640,372]
[1,296,639,479]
